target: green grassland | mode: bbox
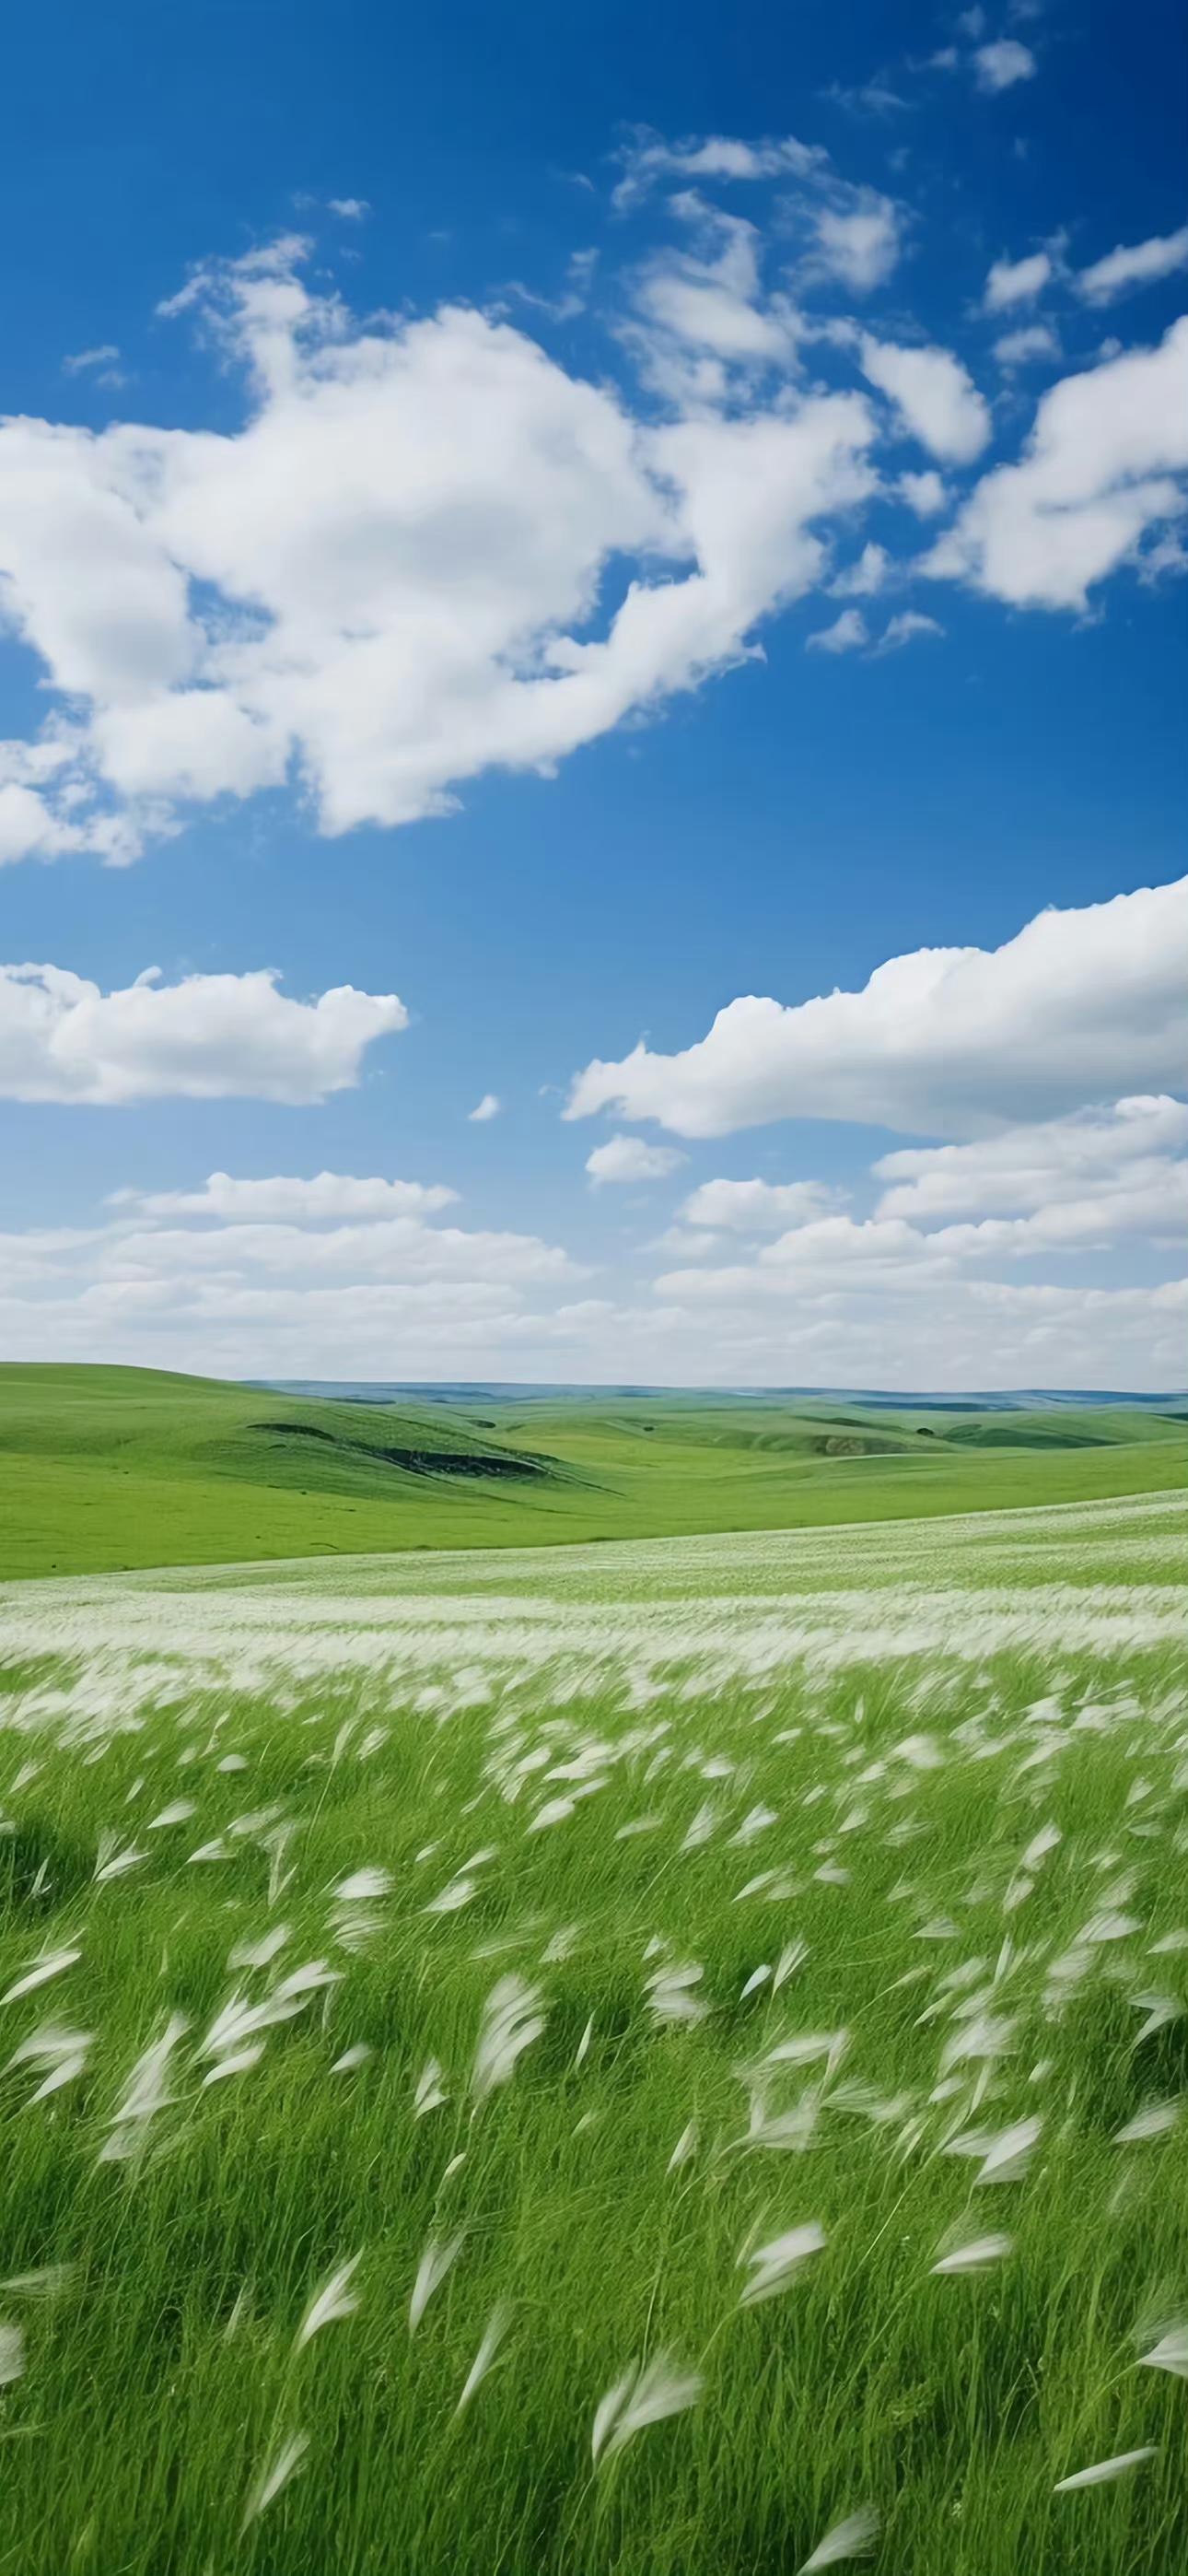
[0,1493,1184,2574]
[0,1364,1184,1578]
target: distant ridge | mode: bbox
[250,1380,1187,1411]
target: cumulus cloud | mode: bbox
[974,40,1037,92]
[807,608,868,652]
[0,233,887,864]
[1075,227,1188,307]
[807,193,903,292]
[611,128,829,211]
[858,336,991,462]
[872,610,945,651]
[993,322,1061,369]
[926,320,1188,608]
[586,1134,688,1184]
[0,964,406,1104]
[565,878,1188,1140]
[117,1172,458,1221]
[874,1095,1188,1246]
[896,470,948,517]
[984,251,1053,311]
[469,1094,502,1122]
[679,1177,842,1229]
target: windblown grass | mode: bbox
[0,1491,1185,2573]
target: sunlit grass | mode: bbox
[0,1490,1184,2572]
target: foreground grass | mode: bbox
[0,1493,1185,2572]
[0,1364,1184,1577]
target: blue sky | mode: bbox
[0,0,1184,1388]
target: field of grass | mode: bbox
[1,1364,1184,1579]
[0,1490,1185,2572]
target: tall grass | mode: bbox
[0,1491,1184,2572]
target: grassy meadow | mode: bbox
[0,1488,1185,2571]
[0,1364,1184,1577]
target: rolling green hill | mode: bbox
[0,1364,1183,1578]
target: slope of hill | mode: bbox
[0,1364,1183,1579]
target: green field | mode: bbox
[0,1492,1185,2573]
[0,1364,1184,1579]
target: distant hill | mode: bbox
[0,1363,1183,1580]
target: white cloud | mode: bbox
[679,1177,842,1230]
[611,128,830,210]
[993,322,1061,369]
[0,236,881,864]
[806,608,868,652]
[859,336,991,462]
[873,610,945,652]
[927,320,1188,608]
[62,345,123,378]
[1075,227,1188,308]
[327,198,370,220]
[808,194,903,292]
[565,877,1188,1141]
[586,1134,687,1184]
[897,470,948,517]
[984,251,1052,311]
[874,1095,1188,1243]
[974,40,1037,92]
[117,1172,458,1221]
[0,963,406,1104]
[469,1094,502,1122]
[830,542,889,596]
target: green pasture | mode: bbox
[0,1364,1183,1578]
[0,1493,1183,2573]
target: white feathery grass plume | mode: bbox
[0,2265,73,2301]
[146,1801,196,1830]
[1129,1993,1184,2043]
[202,2045,265,2087]
[265,1824,298,1907]
[413,2059,448,2117]
[668,2121,699,2172]
[574,2016,594,2068]
[942,2116,1041,2185]
[188,1838,231,1865]
[331,2043,373,2073]
[409,2231,465,2334]
[295,2254,362,2350]
[93,1836,144,1884]
[8,2023,93,2101]
[1114,2102,1180,2142]
[773,1941,809,1991]
[241,2430,309,2530]
[425,1878,478,1915]
[216,1754,248,1774]
[1054,2447,1156,2492]
[931,2233,1013,2275]
[645,1962,709,2027]
[590,2351,702,2466]
[527,1797,575,1833]
[229,1926,291,1972]
[0,1947,81,2007]
[1138,2324,1188,2378]
[740,1966,772,1998]
[455,2303,510,2414]
[0,2323,25,2386]
[798,2505,880,2569]
[1022,1822,1062,1869]
[332,1868,392,1903]
[99,2012,189,2160]
[739,2221,826,2306]
[470,1978,545,2106]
